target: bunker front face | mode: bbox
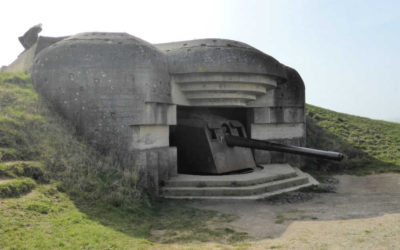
[4,25,342,199]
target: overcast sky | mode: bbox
[2,0,399,122]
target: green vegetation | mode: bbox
[0,185,151,249]
[0,161,46,181]
[0,72,246,248]
[305,104,400,174]
[0,177,36,198]
[1,185,245,248]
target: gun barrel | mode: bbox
[225,135,344,161]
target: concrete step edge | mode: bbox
[161,175,310,197]
[163,175,308,192]
[162,182,316,200]
[164,172,298,188]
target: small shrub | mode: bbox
[0,72,30,86]
[26,202,51,214]
[0,177,36,198]
[0,148,20,161]
[0,161,47,182]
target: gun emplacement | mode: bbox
[225,135,344,161]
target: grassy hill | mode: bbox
[304,104,400,174]
[1,72,399,248]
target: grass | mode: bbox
[0,161,47,181]
[0,185,151,249]
[0,177,36,198]
[304,104,400,175]
[0,184,246,249]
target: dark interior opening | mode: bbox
[170,106,255,175]
[170,106,250,146]
[175,106,249,131]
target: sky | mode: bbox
[1,0,399,122]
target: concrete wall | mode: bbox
[156,39,286,108]
[31,32,177,193]
[248,66,306,165]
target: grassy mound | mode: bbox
[304,104,400,174]
[0,161,46,182]
[0,72,143,205]
[0,177,36,198]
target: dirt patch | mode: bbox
[190,173,400,241]
[0,179,13,184]
[24,189,39,198]
[249,213,400,249]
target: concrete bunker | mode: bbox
[5,26,343,199]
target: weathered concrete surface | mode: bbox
[171,73,277,107]
[18,24,42,49]
[251,123,305,140]
[31,32,177,191]
[164,164,298,188]
[250,107,304,124]
[31,32,173,153]
[161,164,318,199]
[274,66,306,108]
[130,125,169,150]
[126,146,177,194]
[190,173,400,240]
[156,39,287,78]
[248,66,306,165]
[156,39,288,107]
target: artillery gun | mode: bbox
[171,115,343,174]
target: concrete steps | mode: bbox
[161,164,318,200]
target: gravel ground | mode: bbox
[187,173,400,249]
